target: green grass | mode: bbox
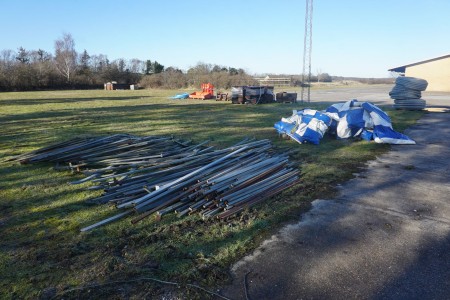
[0,89,423,299]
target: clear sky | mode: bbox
[1,0,450,78]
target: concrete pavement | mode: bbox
[308,84,450,107]
[221,106,450,299]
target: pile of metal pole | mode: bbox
[7,134,195,168]
[7,135,299,231]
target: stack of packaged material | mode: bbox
[389,76,428,110]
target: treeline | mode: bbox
[0,33,256,91]
[140,63,257,89]
[0,33,162,91]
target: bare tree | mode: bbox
[90,54,108,73]
[129,58,144,74]
[54,33,77,83]
[0,50,15,89]
[30,49,53,87]
[0,49,15,68]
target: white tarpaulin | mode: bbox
[274,100,415,145]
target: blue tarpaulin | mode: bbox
[275,100,415,145]
[170,92,190,99]
[274,109,332,145]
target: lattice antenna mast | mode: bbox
[301,0,313,102]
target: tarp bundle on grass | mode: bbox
[170,92,190,99]
[274,109,332,145]
[275,100,415,145]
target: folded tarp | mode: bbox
[275,100,415,145]
[274,109,332,145]
[170,92,190,99]
[326,100,373,139]
[327,100,415,144]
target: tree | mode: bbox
[316,68,322,82]
[164,66,183,74]
[1,50,16,90]
[30,49,53,88]
[37,49,50,62]
[153,61,164,74]
[229,67,238,75]
[13,47,37,89]
[90,54,107,73]
[193,62,211,74]
[80,50,90,71]
[145,60,153,74]
[16,47,29,64]
[117,58,126,73]
[74,49,94,85]
[212,65,223,73]
[318,72,332,82]
[54,33,77,83]
[129,58,144,74]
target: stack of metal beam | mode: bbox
[9,134,189,167]
[389,76,428,110]
[7,135,299,231]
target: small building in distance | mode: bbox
[104,81,138,90]
[388,54,450,92]
[254,75,292,86]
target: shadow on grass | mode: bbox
[0,96,153,106]
[0,102,302,154]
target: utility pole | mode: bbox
[301,0,313,102]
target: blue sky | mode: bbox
[1,0,449,77]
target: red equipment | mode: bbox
[189,83,215,100]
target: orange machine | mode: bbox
[189,83,215,100]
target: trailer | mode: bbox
[231,86,275,104]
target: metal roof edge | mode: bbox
[388,53,450,72]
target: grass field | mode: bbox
[0,89,423,299]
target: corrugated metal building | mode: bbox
[388,54,450,92]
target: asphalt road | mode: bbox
[221,89,450,300]
[306,84,450,108]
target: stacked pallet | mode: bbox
[276,92,297,103]
[389,76,428,110]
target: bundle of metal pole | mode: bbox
[202,207,222,219]
[219,167,292,202]
[88,146,230,183]
[32,134,130,163]
[118,146,248,209]
[107,142,296,224]
[223,170,298,206]
[80,209,134,232]
[226,174,298,209]
[218,177,300,219]
[127,145,274,220]
[5,137,85,163]
[10,135,301,231]
[14,135,197,167]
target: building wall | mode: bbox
[405,57,450,92]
